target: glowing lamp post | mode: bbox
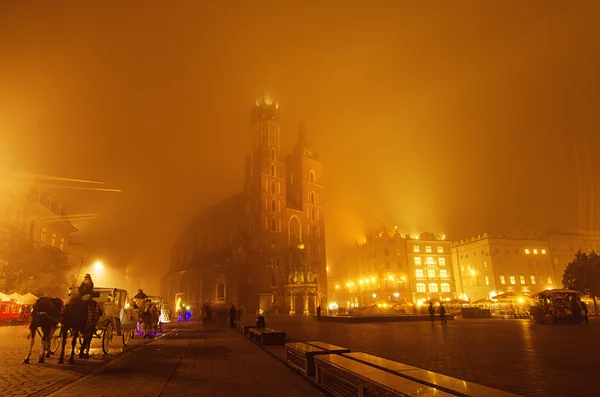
[93,260,104,285]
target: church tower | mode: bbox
[284,125,328,313]
[244,95,288,312]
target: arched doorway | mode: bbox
[294,292,304,315]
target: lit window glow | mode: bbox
[525,249,530,254]
[425,246,432,253]
[428,283,438,293]
[439,257,446,266]
[441,283,450,292]
[547,277,553,285]
[413,246,420,253]
[520,276,525,284]
[500,276,506,285]
[541,249,546,254]
[510,276,516,285]
[530,276,536,284]
[416,283,426,292]
[533,249,538,255]
[437,246,444,253]
[415,257,422,265]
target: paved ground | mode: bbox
[44,320,323,397]
[0,324,152,396]
[260,315,600,397]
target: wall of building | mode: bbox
[452,232,557,302]
[344,230,455,307]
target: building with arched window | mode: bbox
[161,96,327,315]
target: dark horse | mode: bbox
[58,298,102,364]
[23,297,63,364]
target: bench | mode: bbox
[306,341,350,354]
[343,352,520,397]
[285,342,329,377]
[239,323,256,336]
[314,354,453,397]
[248,328,286,346]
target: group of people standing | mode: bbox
[428,302,447,325]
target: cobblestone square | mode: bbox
[264,316,600,397]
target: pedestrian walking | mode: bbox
[316,305,321,321]
[428,302,435,324]
[579,298,589,324]
[229,304,236,328]
[439,303,447,326]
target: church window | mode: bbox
[289,217,301,246]
[271,199,277,212]
[270,164,276,176]
[271,180,276,194]
[310,191,316,204]
[309,170,315,183]
[217,283,225,300]
[271,148,276,160]
[271,217,278,233]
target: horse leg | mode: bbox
[23,328,35,364]
[38,327,49,363]
[58,327,67,364]
[68,332,77,364]
[82,332,91,359]
[45,327,53,358]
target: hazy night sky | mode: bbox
[1,1,599,289]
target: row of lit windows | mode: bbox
[525,249,547,255]
[415,269,449,278]
[416,283,451,293]
[413,246,444,253]
[40,227,65,251]
[498,275,552,285]
[414,257,446,266]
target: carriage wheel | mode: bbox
[122,329,132,346]
[102,323,113,354]
[50,326,63,353]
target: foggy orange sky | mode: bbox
[1,1,599,289]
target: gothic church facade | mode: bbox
[161,96,327,315]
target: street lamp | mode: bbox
[93,260,104,285]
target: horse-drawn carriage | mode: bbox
[147,295,170,333]
[50,287,138,354]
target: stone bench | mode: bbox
[306,341,351,354]
[285,342,329,377]
[249,328,286,345]
[260,328,286,346]
[343,352,520,397]
[315,354,454,397]
[239,323,256,336]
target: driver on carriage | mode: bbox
[67,274,98,302]
[133,289,149,311]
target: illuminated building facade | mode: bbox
[451,232,557,302]
[547,228,600,280]
[0,167,77,253]
[345,230,455,308]
[162,96,328,315]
